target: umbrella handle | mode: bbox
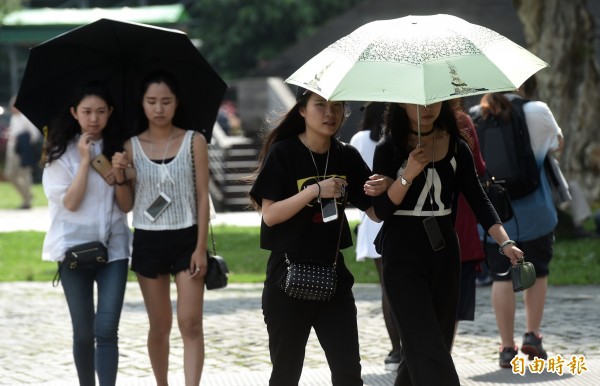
[417,105,421,147]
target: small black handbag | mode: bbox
[206,254,229,290]
[205,223,229,290]
[280,195,346,302]
[280,254,337,301]
[53,241,108,286]
[190,132,229,290]
[511,256,536,292]
[63,241,108,270]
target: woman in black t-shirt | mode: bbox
[372,101,523,386]
[249,88,387,386]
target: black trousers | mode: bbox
[381,216,461,386]
[262,272,363,386]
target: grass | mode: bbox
[0,182,47,209]
[1,182,598,285]
[1,225,598,284]
[0,225,380,283]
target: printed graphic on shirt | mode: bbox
[297,174,347,212]
[394,160,456,216]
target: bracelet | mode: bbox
[498,239,516,255]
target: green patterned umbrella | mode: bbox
[286,14,548,105]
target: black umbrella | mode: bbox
[15,18,227,142]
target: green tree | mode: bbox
[188,0,361,80]
[0,0,22,23]
[514,0,600,202]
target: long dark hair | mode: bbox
[361,102,386,141]
[44,80,121,164]
[382,101,466,159]
[131,69,191,136]
[479,93,512,122]
[247,90,347,208]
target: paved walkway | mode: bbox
[1,207,599,385]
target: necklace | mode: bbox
[410,127,435,137]
[149,128,174,163]
[301,135,329,202]
[422,132,436,213]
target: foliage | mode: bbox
[188,0,362,80]
[0,182,47,209]
[1,224,599,284]
[0,0,22,23]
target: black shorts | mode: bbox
[485,232,554,282]
[457,260,476,321]
[131,225,198,278]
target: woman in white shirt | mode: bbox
[42,81,131,386]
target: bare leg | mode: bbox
[492,280,516,348]
[524,276,547,335]
[175,271,205,386]
[137,273,173,386]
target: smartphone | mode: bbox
[321,198,338,223]
[423,216,445,251]
[144,192,172,222]
[90,154,112,179]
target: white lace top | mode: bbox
[131,130,197,230]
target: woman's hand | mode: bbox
[111,151,129,185]
[190,249,208,279]
[364,174,393,196]
[404,145,430,181]
[320,177,347,199]
[77,132,93,163]
[502,244,523,266]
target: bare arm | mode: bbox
[190,133,210,278]
[112,140,135,212]
[262,177,346,227]
[486,223,523,266]
[63,134,93,211]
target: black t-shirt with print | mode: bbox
[250,136,373,285]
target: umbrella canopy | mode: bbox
[286,14,548,105]
[15,18,227,142]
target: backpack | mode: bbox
[470,97,540,200]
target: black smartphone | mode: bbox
[321,198,338,223]
[423,216,445,251]
[143,192,172,222]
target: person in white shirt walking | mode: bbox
[41,81,132,386]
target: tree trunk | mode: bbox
[514,0,600,202]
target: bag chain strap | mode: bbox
[190,132,217,256]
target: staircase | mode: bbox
[208,127,259,212]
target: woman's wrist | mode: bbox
[314,182,321,201]
[398,175,412,187]
[115,168,127,185]
[498,239,516,255]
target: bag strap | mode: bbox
[190,131,217,256]
[332,193,349,267]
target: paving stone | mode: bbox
[1,282,599,385]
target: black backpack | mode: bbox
[470,97,540,200]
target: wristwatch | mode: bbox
[399,175,412,186]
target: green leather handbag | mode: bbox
[511,256,536,292]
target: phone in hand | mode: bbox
[321,198,338,223]
[90,154,112,181]
[143,192,172,222]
